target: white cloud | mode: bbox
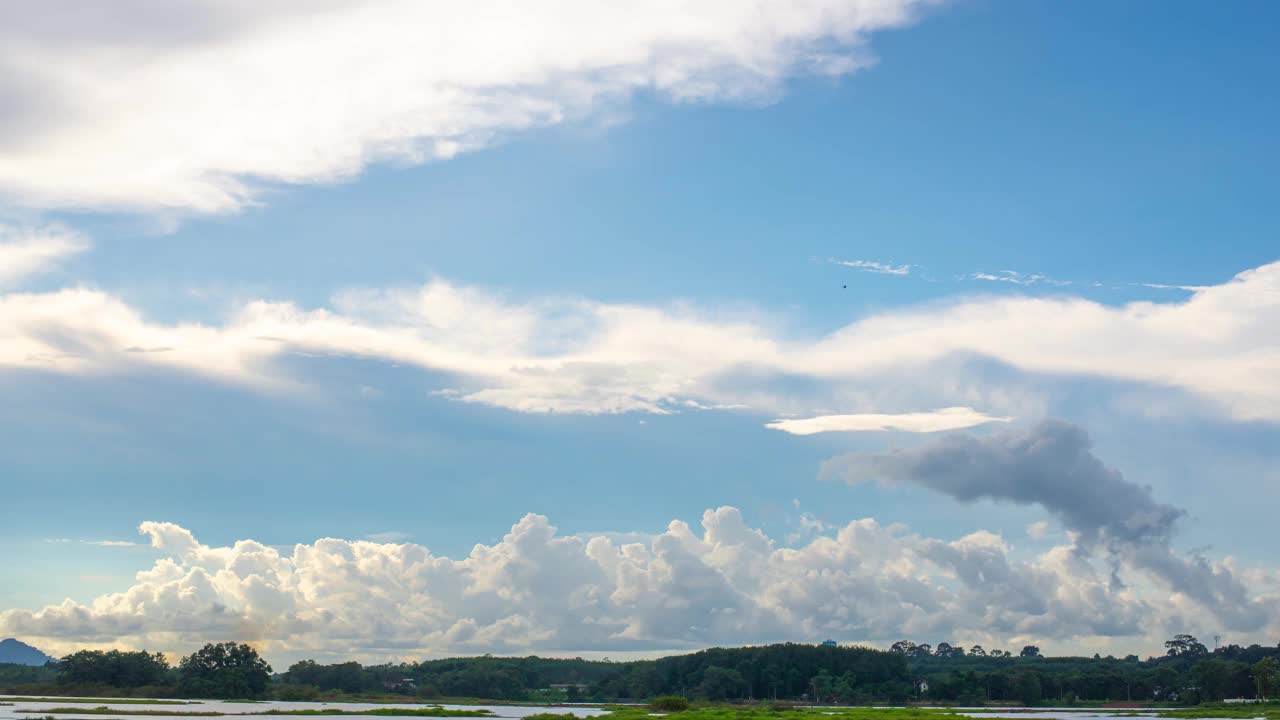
[970,270,1070,287]
[765,406,1010,435]
[3,261,1280,421]
[830,258,913,276]
[0,225,88,287]
[365,531,413,543]
[1135,283,1211,292]
[89,540,141,548]
[823,420,1275,633]
[3,509,1275,661]
[0,0,934,214]
[1026,521,1051,540]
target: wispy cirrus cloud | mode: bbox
[828,258,914,276]
[765,406,1010,435]
[1133,282,1211,292]
[970,270,1072,287]
[364,531,413,543]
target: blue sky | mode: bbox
[1,0,1278,663]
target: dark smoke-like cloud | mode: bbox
[821,419,1273,631]
[821,419,1183,547]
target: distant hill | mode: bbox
[0,638,56,665]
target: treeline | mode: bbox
[589,644,910,702]
[894,635,1280,705]
[2,642,272,699]
[4,635,1279,706]
[276,644,910,703]
[271,637,1280,705]
[0,660,55,686]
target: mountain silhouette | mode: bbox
[0,638,56,665]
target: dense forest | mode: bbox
[2,635,1279,706]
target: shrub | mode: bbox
[274,684,321,701]
[650,696,690,712]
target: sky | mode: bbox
[1,0,1278,666]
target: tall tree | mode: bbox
[1253,657,1279,700]
[178,642,273,698]
[1165,634,1208,658]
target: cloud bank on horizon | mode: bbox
[0,0,934,215]
[5,420,1276,662]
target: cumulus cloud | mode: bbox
[766,406,1009,435]
[5,507,1274,661]
[2,260,1280,420]
[0,0,934,214]
[820,420,1276,631]
[0,225,88,287]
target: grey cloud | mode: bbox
[820,419,1184,547]
[822,420,1277,632]
[1128,544,1271,632]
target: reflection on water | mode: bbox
[0,698,1259,720]
[0,698,610,720]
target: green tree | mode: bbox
[763,663,784,700]
[698,666,747,700]
[1253,657,1280,700]
[1015,671,1042,706]
[1020,646,1042,658]
[58,649,170,687]
[1191,658,1251,701]
[178,642,273,698]
[811,669,835,702]
[935,643,964,659]
[1165,634,1208,658]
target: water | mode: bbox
[815,709,1161,718]
[0,697,610,720]
[0,699,1260,720]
